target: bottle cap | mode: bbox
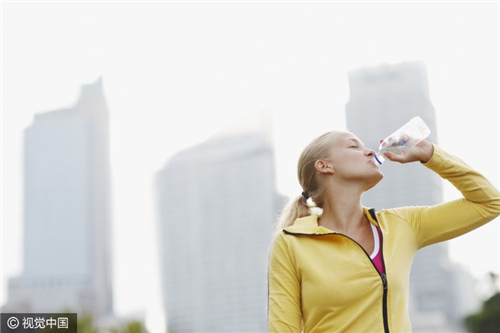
[373,153,385,165]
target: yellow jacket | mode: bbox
[267,145,500,332]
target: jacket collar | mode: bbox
[283,207,379,235]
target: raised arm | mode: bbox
[385,143,500,249]
[268,233,302,332]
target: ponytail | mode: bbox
[275,195,312,233]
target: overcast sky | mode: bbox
[2,1,499,328]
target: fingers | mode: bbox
[382,140,433,164]
[383,151,396,161]
[383,151,407,163]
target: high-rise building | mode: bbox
[346,61,442,208]
[345,62,477,332]
[4,78,113,318]
[155,111,284,333]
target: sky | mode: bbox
[1,0,499,329]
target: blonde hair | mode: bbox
[275,131,339,232]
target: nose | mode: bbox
[364,147,375,157]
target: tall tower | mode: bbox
[5,78,113,318]
[345,62,471,332]
[346,61,442,208]
[155,111,284,333]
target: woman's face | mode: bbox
[323,131,383,189]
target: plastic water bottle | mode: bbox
[373,116,431,165]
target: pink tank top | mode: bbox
[369,223,385,274]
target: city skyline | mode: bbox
[2,2,498,326]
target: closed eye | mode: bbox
[346,139,363,149]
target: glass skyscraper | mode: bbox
[155,112,284,332]
[4,79,113,318]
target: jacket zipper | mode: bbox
[379,230,390,333]
[337,232,390,333]
[283,214,390,332]
[369,209,390,333]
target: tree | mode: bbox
[464,292,500,333]
[76,313,98,333]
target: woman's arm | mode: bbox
[268,233,302,332]
[385,142,500,249]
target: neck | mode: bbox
[318,181,366,234]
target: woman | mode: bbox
[267,130,500,333]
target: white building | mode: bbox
[345,62,479,332]
[155,112,284,333]
[4,78,113,318]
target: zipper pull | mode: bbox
[381,273,388,289]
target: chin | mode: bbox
[364,172,383,191]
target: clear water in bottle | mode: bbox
[373,116,431,165]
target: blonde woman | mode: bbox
[267,130,500,333]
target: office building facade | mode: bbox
[156,113,283,332]
[4,78,113,318]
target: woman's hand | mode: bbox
[382,140,434,164]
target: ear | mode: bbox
[314,160,334,174]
